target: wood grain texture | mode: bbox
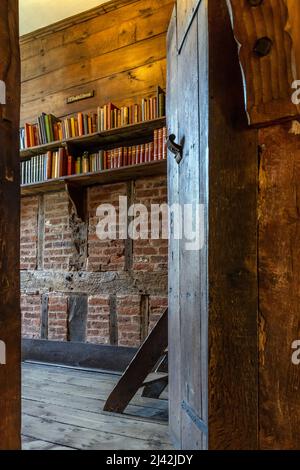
[20,0,174,125]
[167,5,181,450]
[226,0,300,126]
[176,0,200,51]
[168,0,258,450]
[22,362,170,450]
[258,123,300,449]
[0,0,21,450]
[21,60,167,126]
[177,6,207,451]
[21,3,172,82]
[104,309,168,413]
[22,338,137,372]
[208,0,258,449]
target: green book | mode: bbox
[44,114,51,143]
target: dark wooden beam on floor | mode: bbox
[22,339,137,373]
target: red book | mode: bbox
[162,127,167,159]
[58,147,67,177]
[113,149,117,168]
[91,113,97,133]
[132,146,137,165]
[145,143,149,162]
[128,147,132,166]
[33,124,39,146]
[78,113,84,136]
[123,147,128,166]
[154,129,158,160]
[25,123,31,148]
[106,150,112,169]
[140,144,145,163]
[149,142,154,161]
[136,145,140,164]
[67,155,75,176]
[158,128,163,160]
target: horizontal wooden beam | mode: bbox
[21,270,168,296]
[22,339,137,372]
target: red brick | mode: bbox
[21,293,41,338]
[48,294,68,341]
[132,176,168,273]
[87,184,127,272]
[43,192,78,271]
[149,296,168,333]
[21,197,38,270]
[116,295,141,347]
[87,295,110,344]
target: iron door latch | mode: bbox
[167,134,183,164]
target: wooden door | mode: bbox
[0,0,21,449]
[167,0,208,450]
[167,0,259,450]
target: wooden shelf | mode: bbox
[20,117,166,159]
[21,160,167,198]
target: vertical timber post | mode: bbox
[0,0,21,450]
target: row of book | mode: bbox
[20,87,166,149]
[21,128,167,185]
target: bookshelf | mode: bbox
[21,160,167,197]
[21,117,167,219]
[20,117,166,159]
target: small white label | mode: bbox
[0,80,6,104]
[0,340,6,365]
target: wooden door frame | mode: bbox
[0,0,21,450]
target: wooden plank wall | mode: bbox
[258,123,300,449]
[0,0,21,450]
[208,0,258,449]
[20,0,174,126]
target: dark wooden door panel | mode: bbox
[0,0,21,450]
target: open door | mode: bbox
[167,0,259,450]
[167,0,208,450]
[0,0,21,450]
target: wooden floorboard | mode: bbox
[22,362,170,450]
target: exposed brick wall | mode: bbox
[133,176,168,272]
[87,295,110,345]
[149,296,168,334]
[48,294,68,341]
[21,197,38,270]
[21,177,168,347]
[43,192,76,271]
[87,183,127,272]
[21,293,41,338]
[116,295,142,347]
